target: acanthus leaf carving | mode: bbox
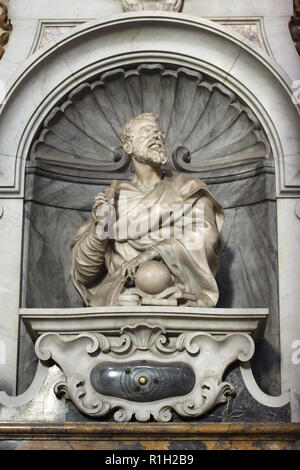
[119,322,170,355]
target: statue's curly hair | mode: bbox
[120,113,162,147]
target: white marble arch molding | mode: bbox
[0,12,299,197]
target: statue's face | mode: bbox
[129,118,168,167]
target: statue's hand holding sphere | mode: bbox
[135,260,172,295]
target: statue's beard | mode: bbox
[134,147,168,167]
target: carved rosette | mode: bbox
[35,323,255,422]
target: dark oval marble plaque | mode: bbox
[90,361,195,402]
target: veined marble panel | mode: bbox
[0,154,16,188]
[277,198,300,394]
[39,26,75,49]
[0,198,23,394]
[29,20,88,54]
[217,200,280,395]
[210,18,271,54]
[223,24,262,49]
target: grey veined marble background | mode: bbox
[18,64,280,416]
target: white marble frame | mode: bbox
[0,12,299,407]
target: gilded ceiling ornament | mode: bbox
[121,0,183,12]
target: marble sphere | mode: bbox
[135,261,172,295]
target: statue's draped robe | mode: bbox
[70,173,224,307]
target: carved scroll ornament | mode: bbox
[35,323,255,422]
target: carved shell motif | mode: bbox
[30,64,270,173]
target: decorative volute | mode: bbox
[121,0,183,12]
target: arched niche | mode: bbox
[20,61,280,401]
[0,13,298,409]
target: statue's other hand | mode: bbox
[92,190,111,221]
[121,249,157,280]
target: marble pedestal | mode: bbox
[1,307,268,422]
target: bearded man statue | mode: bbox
[70,113,224,308]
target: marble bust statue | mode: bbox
[70,113,224,308]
